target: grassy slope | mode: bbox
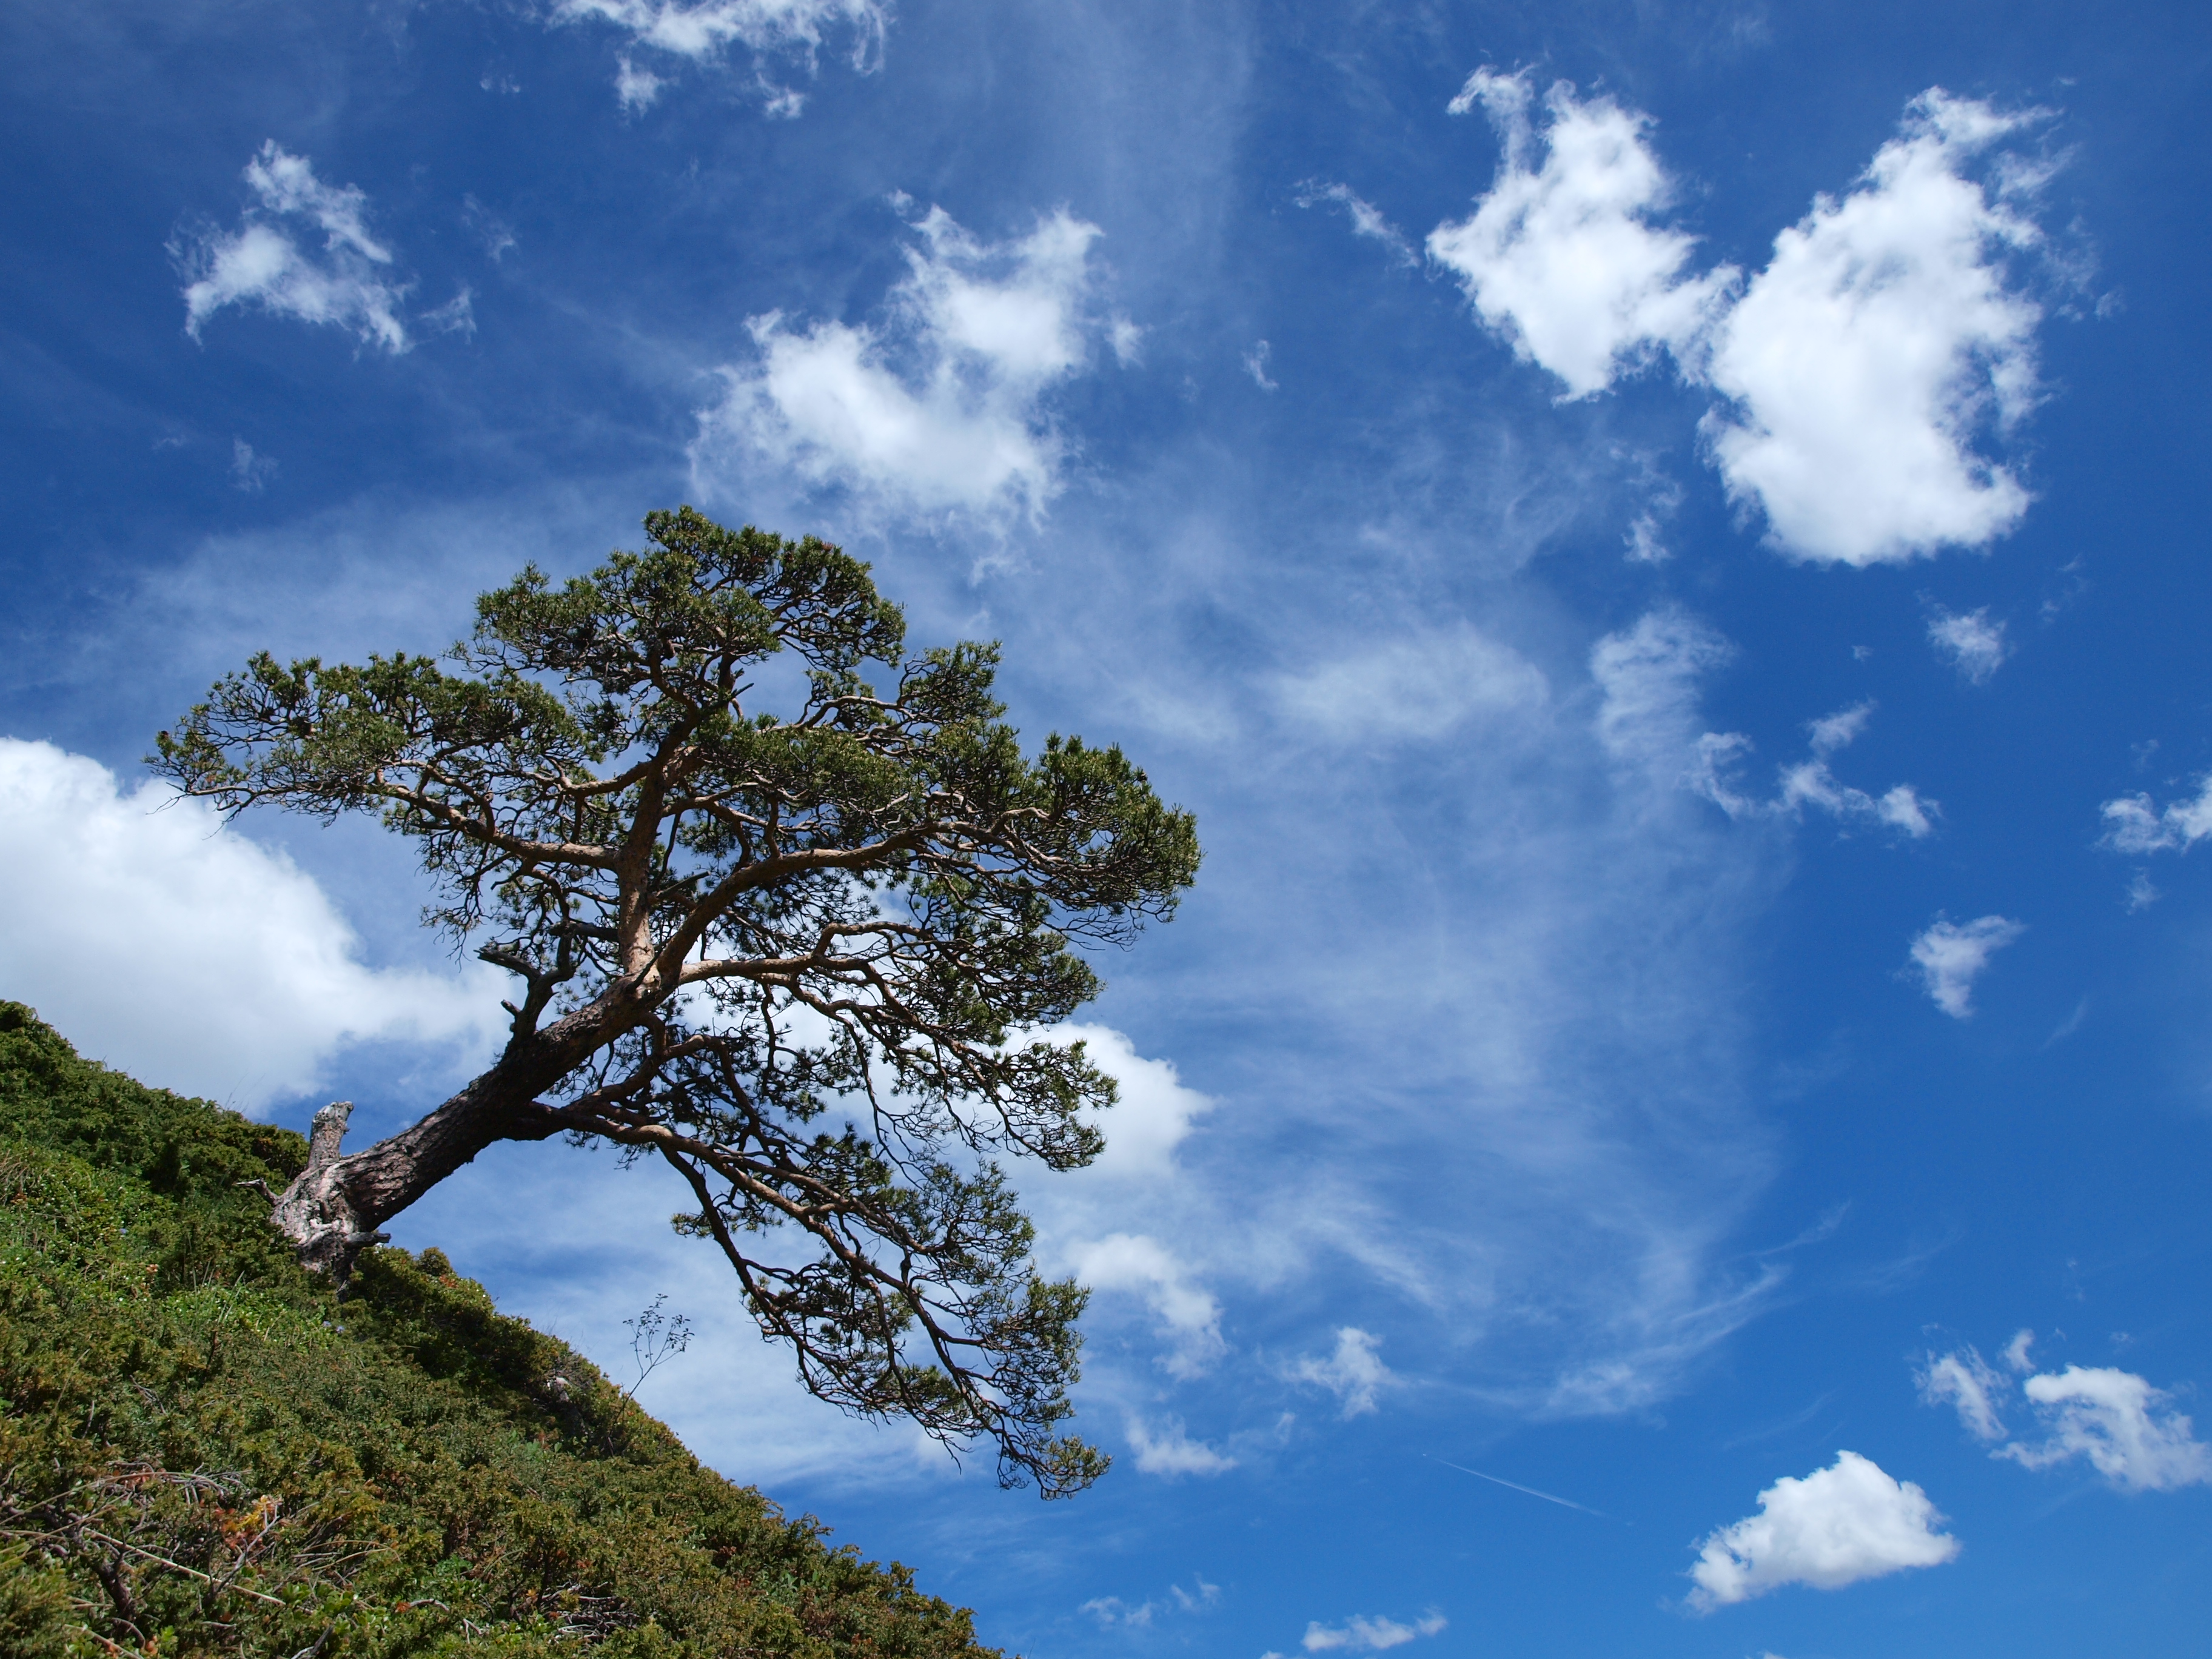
[0,1002,1002,1659]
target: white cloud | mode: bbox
[1291,1327,1393,1418]
[1124,1413,1236,1476]
[1081,1577,1219,1629]
[1919,1342,2212,1492]
[1081,1595,1153,1628]
[1590,607,1736,779]
[1244,339,1279,392]
[1424,84,2054,561]
[176,142,411,353]
[1598,649,1933,837]
[1429,70,1732,400]
[1300,1612,1447,1652]
[552,0,887,107]
[1297,180,1418,267]
[1917,1345,2009,1441]
[692,206,1108,526]
[1700,92,2047,564]
[1028,1024,1227,1378]
[422,285,477,339]
[1796,703,1937,836]
[1808,701,1875,755]
[1276,625,1548,743]
[1927,606,2011,683]
[1908,914,2025,1018]
[1624,512,1669,563]
[0,740,501,1111]
[460,195,517,262]
[1050,1022,1215,1180]
[2000,1366,2212,1492]
[1775,762,1939,839]
[1687,1451,1959,1610]
[1070,1233,1226,1378]
[614,53,666,109]
[230,438,277,494]
[2099,774,2212,854]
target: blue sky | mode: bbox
[4,0,2211,1652]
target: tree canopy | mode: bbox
[155,508,1200,1497]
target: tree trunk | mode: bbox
[267,1048,583,1281]
[264,991,659,1280]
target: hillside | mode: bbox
[0,1002,1004,1658]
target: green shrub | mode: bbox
[0,1003,1000,1658]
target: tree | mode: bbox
[154,508,1199,1496]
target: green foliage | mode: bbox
[0,1004,1003,1658]
[150,508,1201,1495]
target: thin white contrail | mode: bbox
[1425,1455,1623,1523]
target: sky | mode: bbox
[4,1,2211,1654]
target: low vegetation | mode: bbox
[0,1000,1001,1658]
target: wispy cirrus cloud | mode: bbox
[1273,624,1547,744]
[548,0,888,112]
[1588,611,1923,843]
[1296,179,1418,267]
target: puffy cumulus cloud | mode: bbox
[1919,1341,2212,1492]
[1295,1611,1447,1652]
[0,740,501,1111]
[2002,1366,2212,1492]
[2099,774,2212,855]
[551,0,887,110]
[1123,1413,1236,1476]
[1907,914,2026,1018]
[1928,605,2012,683]
[1413,83,2057,563]
[1686,1452,1959,1610]
[1290,1327,1393,1418]
[1429,70,1732,400]
[176,142,411,353]
[1701,92,2049,565]
[1275,625,1548,744]
[693,206,1108,526]
[1049,1021,1215,1181]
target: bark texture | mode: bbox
[268,1068,574,1281]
